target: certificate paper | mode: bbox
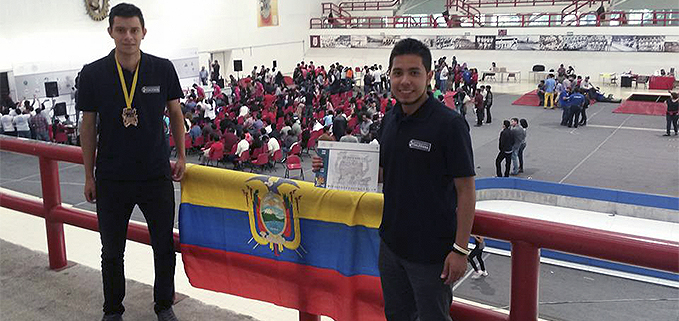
[314,141,380,193]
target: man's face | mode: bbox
[511,119,518,127]
[108,16,146,56]
[389,54,433,106]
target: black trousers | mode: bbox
[378,240,452,321]
[580,107,587,125]
[496,151,512,177]
[667,114,679,134]
[96,178,176,315]
[485,105,492,123]
[467,247,486,272]
[568,106,581,127]
[476,107,485,126]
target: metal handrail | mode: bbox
[1,136,677,321]
[338,0,401,12]
[310,9,679,28]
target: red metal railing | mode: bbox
[310,9,679,28]
[1,136,678,321]
[321,2,352,18]
[338,0,401,12]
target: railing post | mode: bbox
[299,312,320,321]
[39,156,68,270]
[509,241,540,321]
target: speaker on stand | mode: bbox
[234,60,243,80]
[44,81,59,123]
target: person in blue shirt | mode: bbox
[559,87,573,126]
[544,74,556,109]
[567,89,586,128]
[188,120,202,140]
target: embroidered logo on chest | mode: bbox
[141,86,160,94]
[408,139,432,152]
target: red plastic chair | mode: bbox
[205,145,225,167]
[271,149,283,169]
[193,135,205,149]
[184,134,192,150]
[284,155,304,180]
[289,142,301,157]
[250,152,270,173]
[304,137,317,156]
[235,150,250,170]
[54,131,68,144]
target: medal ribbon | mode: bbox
[115,57,140,109]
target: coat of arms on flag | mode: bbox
[244,176,306,257]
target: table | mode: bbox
[620,75,634,88]
[649,76,675,90]
[599,72,617,86]
[482,71,522,83]
[529,71,551,83]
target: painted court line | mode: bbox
[560,114,633,184]
[452,252,491,292]
[586,124,666,132]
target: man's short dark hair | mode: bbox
[109,3,145,29]
[388,38,432,73]
[503,120,511,128]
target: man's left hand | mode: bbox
[172,158,186,181]
[440,251,468,285]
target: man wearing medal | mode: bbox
[76,3,186,321]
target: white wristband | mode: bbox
[453,243,470,256]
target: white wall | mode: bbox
[306,26,679,82]
[1,0,318,76]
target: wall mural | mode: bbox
[314,34,679,52]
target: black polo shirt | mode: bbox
[76,50,183,181]
[378,94,475,263]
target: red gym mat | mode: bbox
[613,100,666,116]
[512,90,597,107]
[512,90,540,106]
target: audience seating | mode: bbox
[284,155,304,180]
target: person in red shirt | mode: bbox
[193,83,205,102]
[471,69,479,95]
[474,89,484,127]
[222,127,239,153]
[207,135,224,161]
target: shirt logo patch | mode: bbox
[409,139,431,152]
[141,86,161,94]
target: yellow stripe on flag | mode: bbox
[181,165,383,228]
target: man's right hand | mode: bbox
[84,177,96,203]
[311,155,324,172]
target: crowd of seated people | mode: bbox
[174,60,398,170]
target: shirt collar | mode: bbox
[106,49,149,74]
[394,92,436,122]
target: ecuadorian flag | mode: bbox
[179,165,385,321]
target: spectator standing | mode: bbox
[496,120,514,177]
[664,91,679,136]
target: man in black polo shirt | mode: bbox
[377,38,476,321]
[314,38,476,321]
[77,3,186,321]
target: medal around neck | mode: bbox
[122,107,139,127]
[115,56,141,128]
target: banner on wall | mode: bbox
[435,35,475,49]
[311,34,673,52]
[475,36,496,50]
[257,0,278,27]
[321,35,352,48]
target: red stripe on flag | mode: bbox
[181,244,385,321]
